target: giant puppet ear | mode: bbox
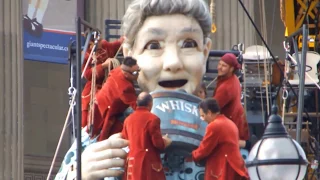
[122,43,133,57]
[203,37,212,62]
[201,37,212,73]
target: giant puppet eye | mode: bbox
[144,41,164,50]
[178,39,198,48]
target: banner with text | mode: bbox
[22,0,77,64]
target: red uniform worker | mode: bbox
[81,36,124,127]
[213,53,250,146]
[121,92,172,180]
[192,98,249,180]
[90,57,139,141]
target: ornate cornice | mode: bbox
[24,155,63,175]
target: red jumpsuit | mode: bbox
[192,114,249,180]
[93,67,137,141]
[122,107,166,180]
[81,38,123,127]
[213,74,250,141]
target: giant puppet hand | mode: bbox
[81,133,128,180]
[162,134,172,148]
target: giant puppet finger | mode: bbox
[90,137,128,152]
[82,135,129,180]
[109,132,124,140]
[87,169,124,180]
[82,153,126,180]
[90,148,127,162]
[90,158,125,171]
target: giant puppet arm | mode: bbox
[81,133,128,180]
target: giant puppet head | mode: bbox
[121,0,212,94]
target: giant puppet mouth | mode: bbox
[158,79,188,88]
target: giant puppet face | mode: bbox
[123,14,212,94]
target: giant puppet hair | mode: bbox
[121,0,212,47]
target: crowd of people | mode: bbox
[58,0,252,179]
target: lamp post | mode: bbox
[246,106,308,180]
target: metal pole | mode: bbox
[76,17,82,180]
[296,25,308,144]
[292,37,301,74]
[285,27,303,40]
[81,31,92,65]
[80,18,100,32]
[209,50,240,57]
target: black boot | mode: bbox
[30,18,44,38]
[23,15,32,33]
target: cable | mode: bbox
[238,0,311,120]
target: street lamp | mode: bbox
[246,106,308,180]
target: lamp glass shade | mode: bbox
[247,138,307,180]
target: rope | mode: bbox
[255,45,265,124]
[248,0,266,125]
[81,45,96,78]
[87,39,124,136]
[237,44,246,111]
[257,0,270,117]
[68,63,76,140]
[47,90,77,180]
[88,54,98,134]
[206,77,217,89]
[86,40,123,139]
[85,32,101,138]
[46,36,99,179]
[103,44,123,83]
[262,0,270,116]
[281,42,291,122]
[257,0,265,121]
[210,0,216,33]
[280,0,286,27]
[257,0,264,119]
[270,0,277,46]
[242,53,247,113]
[47,32,125,179]
[281,59,290,122]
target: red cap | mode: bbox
[221,53,241,69]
